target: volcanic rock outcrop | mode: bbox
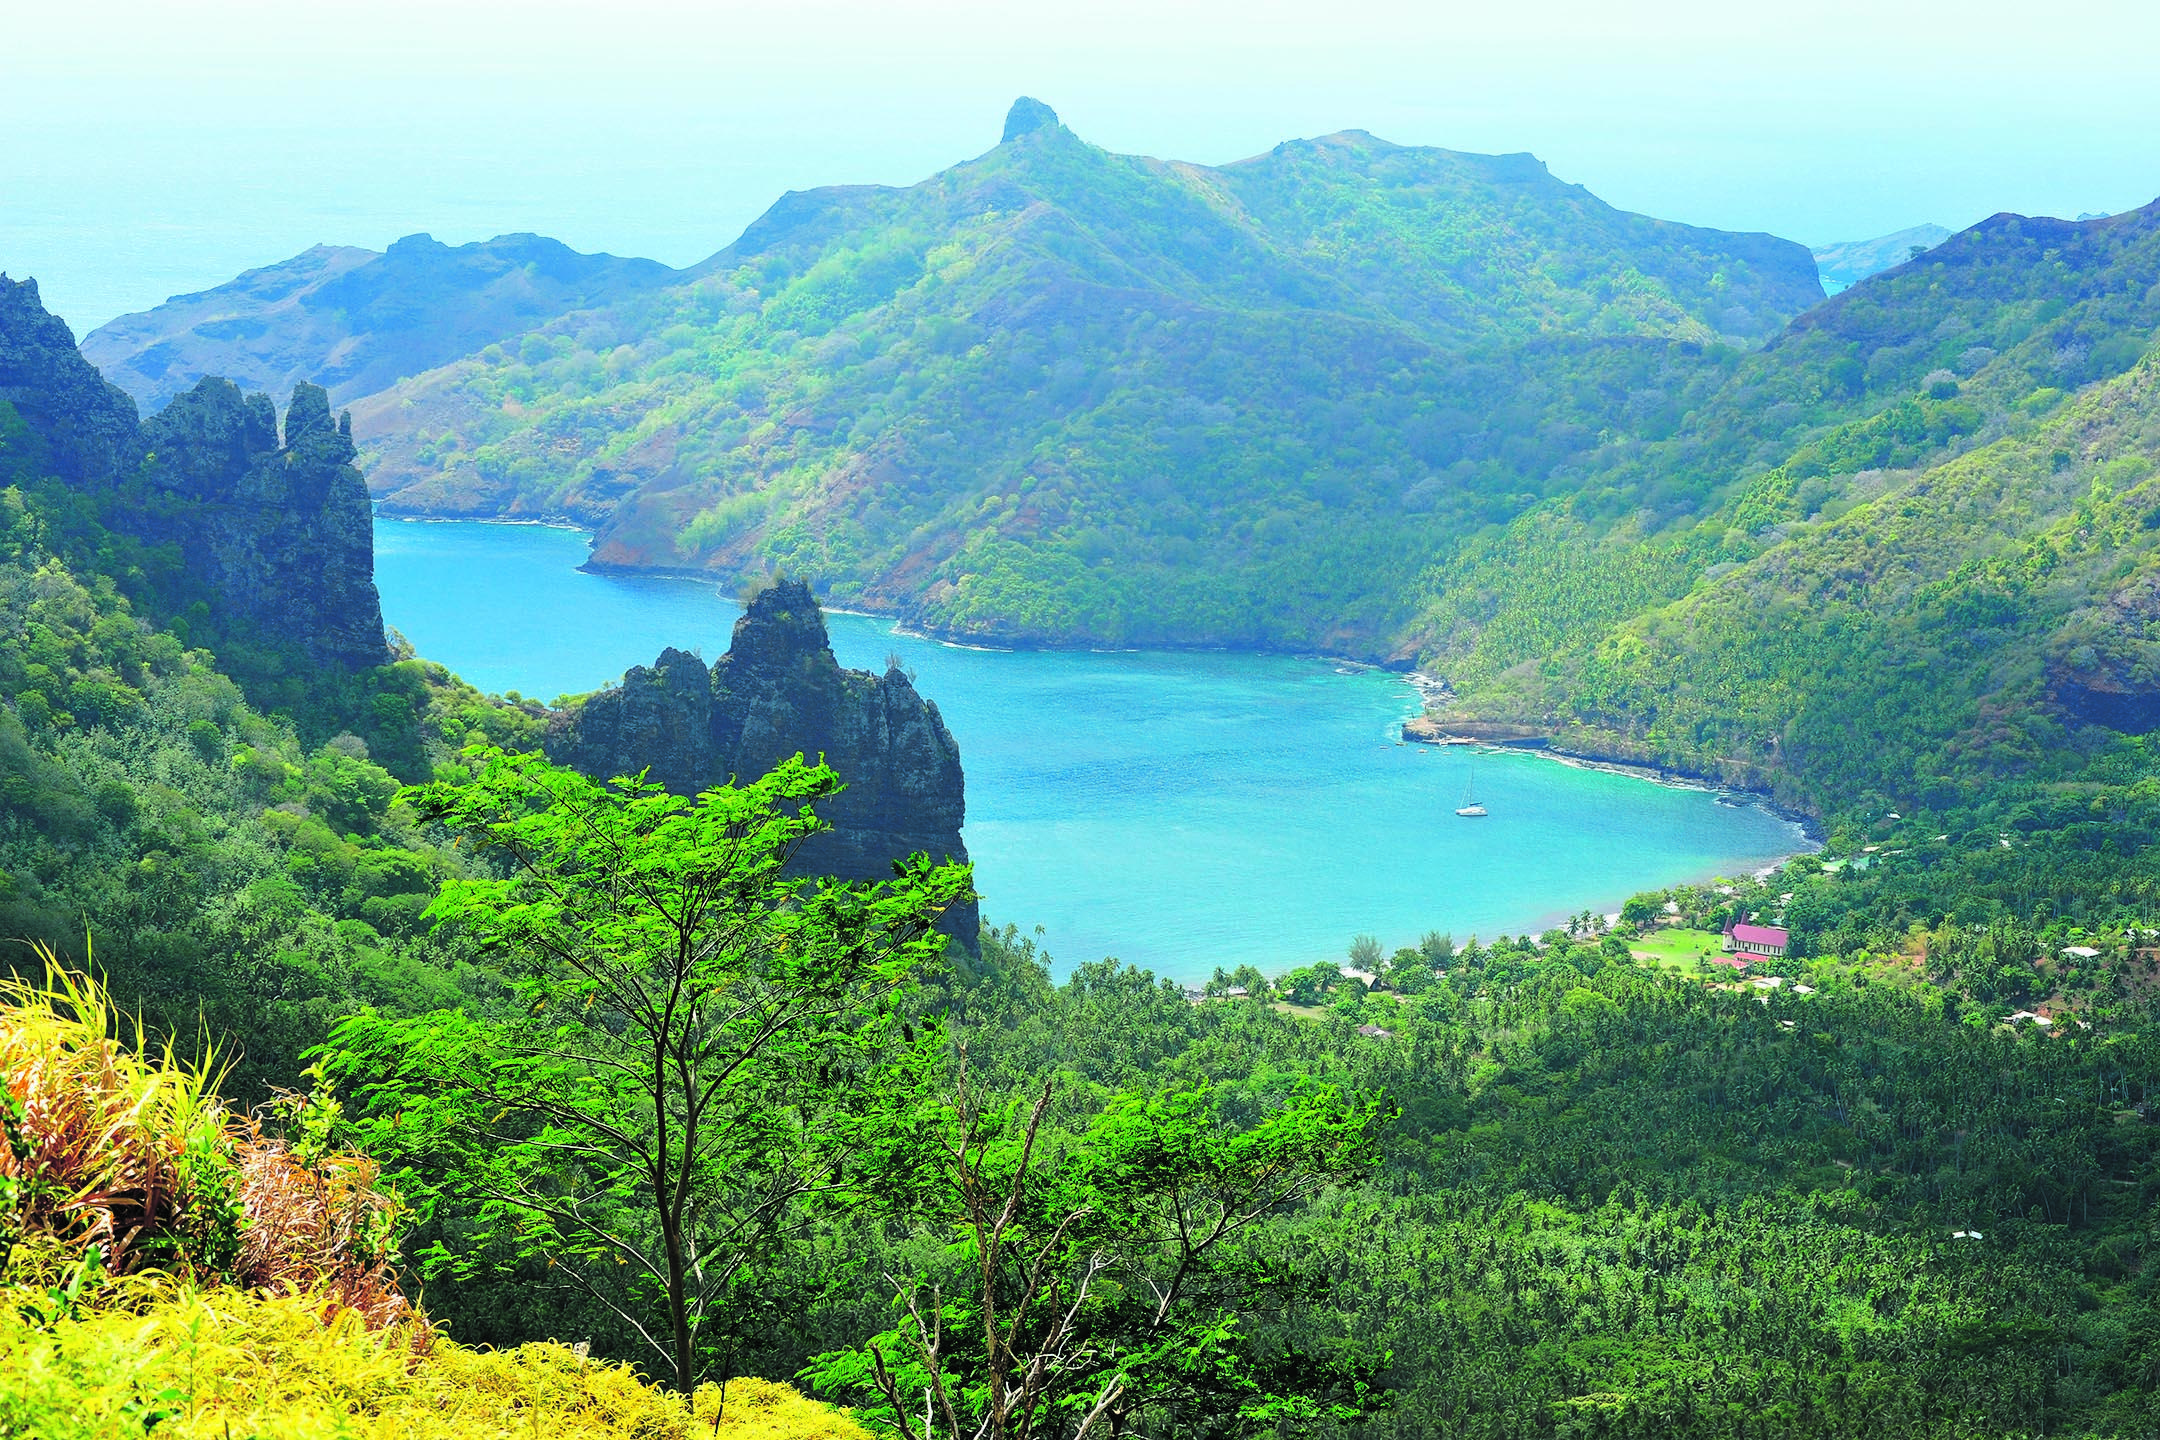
[2052,570,2160,735]
[0,275,141,483]
[547,579,976,945]
[139,379,389,670]
[0,274,387,672]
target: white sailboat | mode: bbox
[1455,760,1487,817]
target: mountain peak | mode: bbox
[1002,96,1060,144]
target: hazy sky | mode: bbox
[7,0,2159,331]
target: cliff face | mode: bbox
[0,275,141,483]
[140,380,389,670]
[1,275,387,671]
[548,580,975,945]
[2052,570,2160,736]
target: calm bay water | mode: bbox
[374,519,1810,980]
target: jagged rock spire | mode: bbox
[547,580,976,949]
[1002,96,1060,144]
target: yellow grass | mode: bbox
[0,956,407,1325]
[0,1280,871,1439]
[1,958,870,1439]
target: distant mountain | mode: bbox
[80,233,677,410]
[1811,224,1951,294]
[351,98,1821,652]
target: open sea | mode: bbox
[373,518,1811,981]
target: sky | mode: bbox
[6,0,2159,332]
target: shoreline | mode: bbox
[1400,717,1824,844]
[370,512,1418,674]
[1406,742,1819,949]
[375,509,591,533]
[374,513,1820,971]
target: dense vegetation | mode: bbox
[83,105,2160,834]
[20,728,2160,1435]
[1428,207,2160,830]
[0,969,870,1439]
[328,118,2160,852]
[13,99,2160,1440]
[0,401,545,1095]
[928,925,2160,1438]
[346,104,1819,653]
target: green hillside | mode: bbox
[19,223,2160,1437]
[351,100,1819,652]
[1416,200,2160,818]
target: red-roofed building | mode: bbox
[1725,923,1790,959]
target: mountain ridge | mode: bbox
[332,99,1821,655]
[81,232,678,410]
[1811,223,1951,292]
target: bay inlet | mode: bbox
[374,519,1811,981]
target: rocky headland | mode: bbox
[547,578,977,946]
[1,274,388,672]
[139,378,389,670]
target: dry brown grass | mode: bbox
[1,959,194,1273]
[231,1129,411,1328]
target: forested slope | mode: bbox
[2,282,548,1094]
[340,100,1817,651]
[1420,200,2160,821]
[17,223,2160,1435]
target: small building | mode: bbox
[1355,1023,1394,1040]
[1724,922,1790,960]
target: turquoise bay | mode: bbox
[373,519,1809,981]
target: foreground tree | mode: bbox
[320,746,972,1391]
[811,1060,1391,1439]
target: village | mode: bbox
[1167,860,2160,1045]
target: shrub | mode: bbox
[0,956,407,1325]
[0,1281,871,1439]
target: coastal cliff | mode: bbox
[0,274,387,672]
[548,579,976,946]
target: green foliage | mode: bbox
[0,1278,872,1440]
[1417,205,2160,850]
[19,1244,105,1330]
[931,924,2160,1438]
[810,1069,1388,1440]
[0,474,535,1095]
[361,125,1820,652]
[1446,356,2160,831]
[320,747,972,1392]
